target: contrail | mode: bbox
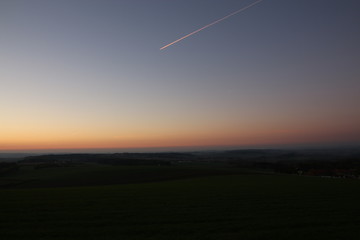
[160,0,264,50]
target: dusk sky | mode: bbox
[1,0,360,152]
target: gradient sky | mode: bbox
[1,0,360,152]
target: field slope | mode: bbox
[1,167,360,240]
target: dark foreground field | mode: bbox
[1,164,360,240]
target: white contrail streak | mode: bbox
[160,0,264,50]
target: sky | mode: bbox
[1,0,360,152]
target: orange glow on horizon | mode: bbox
[1,125,359,151]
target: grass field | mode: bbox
[0,163,251,188]
[1,164,360,240]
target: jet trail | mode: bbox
[160,0,263,50]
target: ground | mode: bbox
[1,163,360,240]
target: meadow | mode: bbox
[1,163,360,240]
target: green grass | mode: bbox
[0,163,251,188]
[1,170,360,240]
